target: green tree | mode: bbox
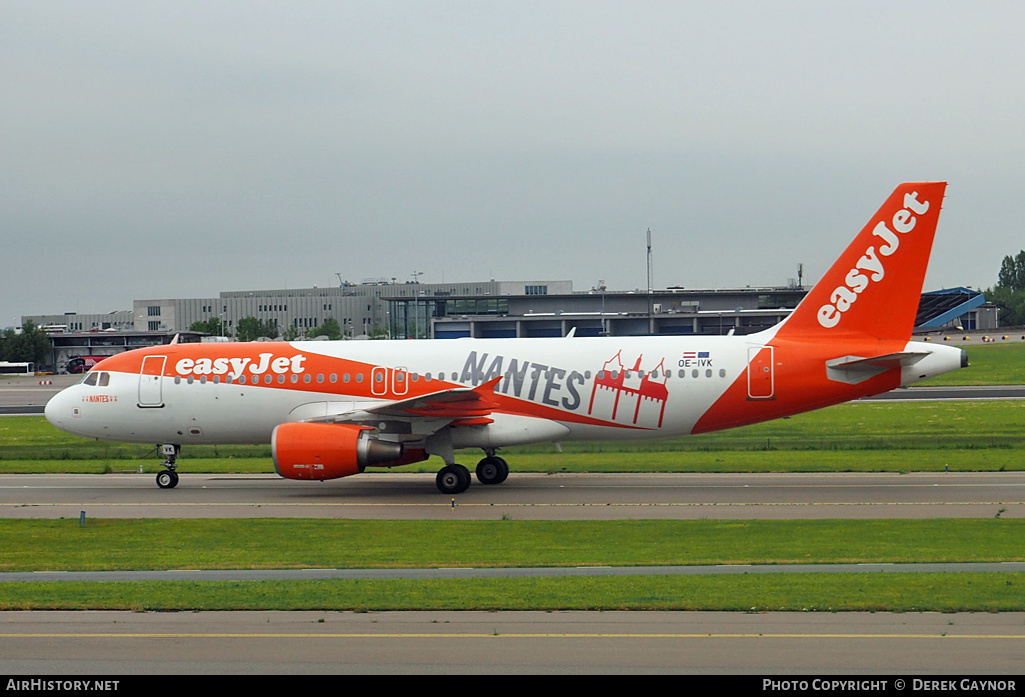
[989,250,1025,326]
[189,317,224,336]
[0,320,51,368]
[310,318,342,340]
[235,317,279,342]
[997,251,1025,291]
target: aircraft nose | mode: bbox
[44,388,70,430]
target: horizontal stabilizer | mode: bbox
[825,352,929,385]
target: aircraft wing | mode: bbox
[304,376,501,429]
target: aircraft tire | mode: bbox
[436,464,471,494]
[476,456,509,485]
[156,470,179,489]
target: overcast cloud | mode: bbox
[3,1,1024,326]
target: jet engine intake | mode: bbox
[272,422,403,481]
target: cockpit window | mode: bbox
[82,372,110,387]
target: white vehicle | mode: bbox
[0,362,35,376]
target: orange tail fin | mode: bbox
[778,182,947,341]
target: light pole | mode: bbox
[411,271,423,339]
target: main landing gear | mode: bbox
[156,444,180,489]
[434,451,510,494]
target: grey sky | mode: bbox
[3,1,1024,327]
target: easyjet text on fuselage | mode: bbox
[175,353,307,377]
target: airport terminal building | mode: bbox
[25,279,992,373]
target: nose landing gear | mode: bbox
[156,444,180,489]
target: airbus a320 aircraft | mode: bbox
[45,182,966,494]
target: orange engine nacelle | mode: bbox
[272,422,404,481]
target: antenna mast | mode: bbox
[647,228,654,334]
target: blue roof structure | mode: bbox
[915,287,985,328]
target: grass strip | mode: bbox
[1,519,1023,572]
[5,400,1025,468]
[921,341,1025,385]
[1,573,1022,612]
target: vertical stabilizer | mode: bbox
[778,182,947,342]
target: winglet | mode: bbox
[778,182,947,342]
[473,376,503,400]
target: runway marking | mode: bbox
[1,501,1023,507]
[4,632,1025,639]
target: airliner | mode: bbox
[45,182,966,493]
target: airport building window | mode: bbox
[147,306,160,316]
